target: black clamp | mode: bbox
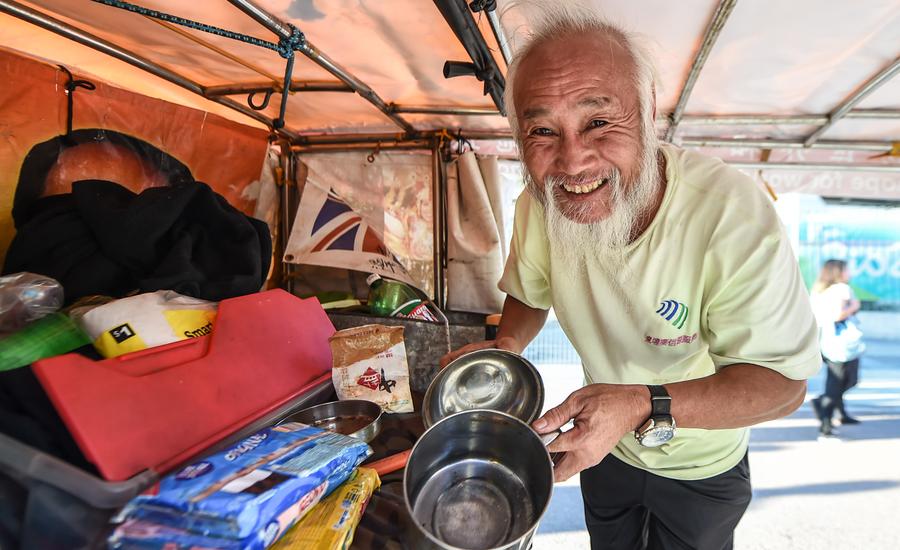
[468,0,497,12]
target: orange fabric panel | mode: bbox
[0,50,65,262]
[0,47,268,264]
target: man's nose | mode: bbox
[555,132,598,177]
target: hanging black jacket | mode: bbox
[3,179,271,303]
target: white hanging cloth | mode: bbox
[446,151,506,314]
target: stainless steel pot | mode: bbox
[404,409,554,550]
[423,348,544,429]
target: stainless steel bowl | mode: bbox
[404,409,554,550]
[422,348,544,428]
[279,399,382,442]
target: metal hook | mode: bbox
[367,142,382,163]
[248,89,274,111]
[57,65,95,135]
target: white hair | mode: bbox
[502,2,664,289]
[501,0,660,148]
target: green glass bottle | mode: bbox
[366,274,437,322]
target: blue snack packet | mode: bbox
[112,422,371,545]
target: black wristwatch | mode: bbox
[634,385,676,447]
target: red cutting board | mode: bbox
[32,289,335,481]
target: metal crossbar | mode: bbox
[804,57,900,147]
[665,0,738,142]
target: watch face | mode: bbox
[640,426,675,448]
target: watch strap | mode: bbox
[647,385,671,417]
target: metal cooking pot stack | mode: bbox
[406,349,554,550]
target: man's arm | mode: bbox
[535,364,806,482]
[665,363,807,428]
[838,297,861,321]
[439,295,549,367]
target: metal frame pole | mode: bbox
[292,141,432,154]
[728,162,900,173]
[391,105,500,116]
[382,109,900,124]
[145,16,283,83]
[486,9,512,66]
[804,57,900,147]
[665,0,738,141]
[678,114,827,126]
[0,0,293,136]
[204,80,353,96]
[680,137,895,152]
[669,111,900,125]
[281,146,295,293]
[845,109,900,120]
[431,141,447,308]
[226,0,416,134]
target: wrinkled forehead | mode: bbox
[512,30,638,108]
[510,31,640,133]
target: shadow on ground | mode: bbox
[752,479,900,500]
[749,415,900,448]
[537,478,900,535]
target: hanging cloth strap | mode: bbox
[58,65,96,136]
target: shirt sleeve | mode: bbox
[704,224,821,381]
[497,190,552,310]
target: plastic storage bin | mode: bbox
[0,289,338,548]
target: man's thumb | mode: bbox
[533,399,575,433]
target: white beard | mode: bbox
[530,131,662,290]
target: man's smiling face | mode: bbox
[514,31,646,224]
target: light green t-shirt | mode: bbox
[499,144,821,480]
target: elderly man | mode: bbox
[441,5,821,550]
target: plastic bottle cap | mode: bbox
[486,314,502,326]
[366,274,382,286]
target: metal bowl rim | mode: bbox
[281,399,383,439]
[422,348,544,429]
[403,408,555,550]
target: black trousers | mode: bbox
[819,357,860,420]
[580,453,752,550]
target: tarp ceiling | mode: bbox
[1,0,899,179]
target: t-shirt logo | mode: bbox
[656,299,689,329]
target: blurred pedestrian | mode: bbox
[810,259,865,437]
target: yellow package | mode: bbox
[271,467,380,550]
[73,291,217,358]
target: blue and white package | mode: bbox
[113,422,371,544]
[109,463,357,550]
[109,519,246,550]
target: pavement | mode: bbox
[529,339,900,550]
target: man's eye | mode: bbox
[529,127,554,136]
[587,119,608,129]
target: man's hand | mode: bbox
[533,384,649,482]
[439,336,521,368]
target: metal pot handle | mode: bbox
[538,429,565,466]
[539,430,561,447]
